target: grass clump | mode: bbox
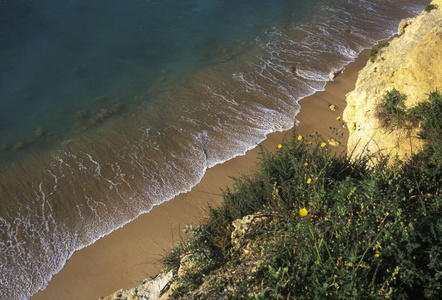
[425,4,439,12]
[369,42,390,62]
[164,128,441,299]
[376,89,408,129]
[409,90,442,171]
[376,88,442,167]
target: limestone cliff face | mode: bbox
[99,270,173,300]
[343,0,442,159]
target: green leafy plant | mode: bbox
[376,89,408,129]
[409,90,442,171]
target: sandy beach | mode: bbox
[32,48,369,300]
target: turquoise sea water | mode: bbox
[0,0,427,298]
[0,0,317,158]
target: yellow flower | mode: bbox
[351,126,356,131]
[277,144,283,149]
[304,162,308,166]
[297,135,303,141]
[321,142,327,148]
[307,178,312,184]
[336,116,341,121]
[375,253,380,258]
[299,208,308,217]
[131,295,137,300]
[308,141,312,144]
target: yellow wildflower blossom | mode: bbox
[336,116,341,121]
[299,208,308,217]
[297,135,303,141]
[277,144,283,149]
[304,162,308,166]
[307,178,312,184]
[351,125,356,131]
[321,142,326,148]
[375,253,380,258]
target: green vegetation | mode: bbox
[409,90,442,171]
[369,42,390,63]
[164,126,441,298]
[425,4,439,12]
[376,88,442,155]
[376,89,408,129]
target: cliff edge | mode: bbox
[343,0,442,158]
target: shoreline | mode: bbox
[32,49,370,300]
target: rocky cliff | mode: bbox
[343,0,442,158]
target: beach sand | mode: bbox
[32,49,369,300]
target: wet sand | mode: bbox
[32,49,369,300]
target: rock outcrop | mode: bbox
[99,270,173,300]
[100,212,272,300]
[231,213,270,254]
[343,0,442,159]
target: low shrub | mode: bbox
[164,128,441,298]
[425,4,439,12]
[376,89,408,129]
[409,90,442,171]
[369,42,390,62]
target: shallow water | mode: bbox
[0,0,427,298]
